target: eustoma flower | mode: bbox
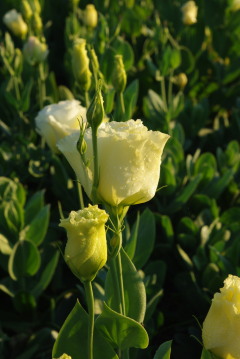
[57,119,170,207]
[181,1,198,25]
[59,204,108,282]
[202,274,240,359]
[35,100,86,153]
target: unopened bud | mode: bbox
[53,354,72,359]
[84,4,98,28]
[89,47,100,73]
[23,36,48,65]
[3,9,28,39]
[72,39,92,91]
[112,55,127,93]
[32,13,42,33]
[21,0,33,20]
[172,73,188,89]
[181,1,198,25]
[59,205,109,282]
[87,81,104,130]
[58,85,74,100]
[13,48,23,75]
[230,0,240,11]
[30,0,41,14]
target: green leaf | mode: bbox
[52,300,119,359]
[20,78,33,112]
[24,190,45,225]
[95,302,149,350]
[0,234,12,255]
[31,244,60,298]
[132,208,156,269]
[165,174,202,214]
[3,201,24,234]
[8,240,41,280]
[23,205,50,246]
[153,340,172,359]
[123,79,139,121]
[202,169,234,199]
[200,348,214,359]
[124,211,140,260]
[105,249,146,323]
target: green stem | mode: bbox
[38,62,46,109]
[119,92,125,118]
[168,70,173,107]
[160,76,168,111]
[85,90,90,108]
[116,250,126,316]
[91,127,99,203]
[77,179,85,209]
[84,281,95,359]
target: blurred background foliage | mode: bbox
[0,0,240,358]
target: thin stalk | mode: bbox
[84,281,95,359]
[116,250,126,316]
[119,92,125,118]
[160,76,168,111]
[91,127,99,203]
[85,91,90,108]
[168,70,173,108]
[77,179,85,209]
[38,63,46,109]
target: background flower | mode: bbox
[35,100,86,153]
[202,275,240,359]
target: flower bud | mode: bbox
[112,55,127,93]
[30,0,41,14]
[3,9,28,39]
[53,354,72,359]
[181,1,198,25]
[59,205,109,282]
[84,4,98,28]
[172,73,188,89]
[58,85,74,101]
[13,48,23,75]
[230,0,240,11]
[202,274,240,359]
[72,39,92,91]
[86,82,104,130]
[23,36,48,65]
[32,13,42,33]
[21,0,33,20]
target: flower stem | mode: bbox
[119,92,125,119]
[116,250,126,316]
[77,178,85,209]
[91,127,99,203]
[38,62,46,109]
[85,90,90,108]
[84,280,95,359]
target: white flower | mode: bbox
[3,9,28,38]
[35,100,86,153]
[23,36,48,65]
[57,119,170,207]
[181,1,198,25]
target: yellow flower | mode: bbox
[202,274,240,359]
[57,120,170,207]
[181,1,198,25]
[53,354,72,359]
[35,100,86,153]
[230,0,240,12]
[84,4,98,28]
[59,205,109,282]
[3,9,28,39]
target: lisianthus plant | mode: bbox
[52,82,170,359]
